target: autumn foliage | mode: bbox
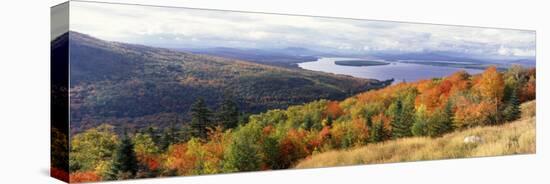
[69,171,101,183]
[521,75,536,102]
[68,66,535,181]
[325,101,344,118]
[475,66,505,101]
[164,143,195,175]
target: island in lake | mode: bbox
[334,60,389,66]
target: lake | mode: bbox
[298,57,485,83]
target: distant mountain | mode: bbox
[177,47,324,68]
[65,31,390,133]
[183,45,537,70]
[372,51,535,70]
[373,51,482,62]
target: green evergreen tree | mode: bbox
[427,102,454,137]
[388,98,414,139]
[109,132,138,180]
[217,96,239,129]
[341,129,354,148]
[365,112,373,128]
[442,100,455,132]
[369,121,387,143]
[323,115,334,127]
[190,97,213,139]
[427,110,449,137]
[261,135,281,169]
[412,105,429,136]
[301,116,313,130]
[238,112,250,126]
[387,100,402,137]
[145,125,159,145]
[159,123,178,151]
[411,120,428,136]
[159,129,172,151]
[503,89,521,121]
[401,95,416,136]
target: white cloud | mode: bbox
[69,1,535,58]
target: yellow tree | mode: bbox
[70,124,118,178]
[476,66,504,101]
[474,66,504,123]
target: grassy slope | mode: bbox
[295,101,536,169]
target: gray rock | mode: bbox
[464,136,482,144]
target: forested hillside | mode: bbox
[296,101,535,168]
[65,65,535,182]
[67,32,391,133]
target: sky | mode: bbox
[70,1,536,59]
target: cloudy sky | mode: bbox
[70,1,535,58]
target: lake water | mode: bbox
[298,57,485,83]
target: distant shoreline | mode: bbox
[334,60,389,66]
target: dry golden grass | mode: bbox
[295,101,536,169]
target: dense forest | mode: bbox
[66,32,391,133]
[58,65,535,182]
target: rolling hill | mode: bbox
[177,47,321,68]
[295,101,536,169]
[62,31,391,133]
[65,59,536,181]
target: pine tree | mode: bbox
[217,97,239,129]
[301,116,313,130]
[109,132,138,180]
[388,99,414,139]
[323,115,333,127]
[363,109,374,128]
[387,100,402,138]
[369,122,388,143]
[427,101,454,137]
[145,125,158,145]
[238,112,250,126]
[442,100,455,132]
[190,97,213,139]
[427,110,449,137]
[402,96,416,136]
[411,120,427,136]
[341,129,354,148]
[159,125,175,151]
[503,89,521,121]
[412,105,429,136]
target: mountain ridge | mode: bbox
[65,31,391,133]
